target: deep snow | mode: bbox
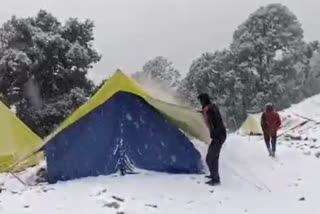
[1,134,319,214]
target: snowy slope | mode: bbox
[281,94,320,158]
[1,135,319,214]
[286,94,320,121]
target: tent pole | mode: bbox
[9,172,26,186]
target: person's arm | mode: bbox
[276,113,281,129]
[201,107,210,130]
[261,113,266,130]
[204,108,213,131]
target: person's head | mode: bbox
[265,103,274,112]
[197,93,211,108]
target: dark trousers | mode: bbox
[264,134,277,152]
[206,138,225,181]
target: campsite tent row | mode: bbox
[2,70,317,183]
[239,112,311,136]
[1,71,210,183]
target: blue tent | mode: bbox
[45,91,204,183]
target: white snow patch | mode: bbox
[10,105,17,114]
[134,122,140,129]
[139,117,145,124]
[170,155,177,163]
[286,94,320,122]
[126,113,133,121]
[274,49,284,61]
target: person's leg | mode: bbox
[264,133,270,149]
[206,141,215,178]
[264,133,271,155]
[271,136,277,156]
[211,140,223,182]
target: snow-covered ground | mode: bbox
[2,95,320,214]
[281,94,320,158]
[1,134,319,214]
[286,94,320,121]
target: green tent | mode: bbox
[239,113,263,135]
[0,101,43,172]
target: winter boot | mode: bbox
[205,179,221,186]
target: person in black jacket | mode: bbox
[198,93,227,186]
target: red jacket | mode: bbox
[261,111,281,137]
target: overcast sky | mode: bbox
[0,0,319,83]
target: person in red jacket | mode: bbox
[260,103,281,157]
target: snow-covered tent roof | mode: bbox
[11,70,210,171]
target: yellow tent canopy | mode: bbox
[0,101,43,172]
[11,70,210,170]
[239,113,263,135]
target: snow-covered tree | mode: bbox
[17,87,89,136]
[178,51,246,130]
[133,56,181,88]
[302,52,320,96]
[230,3,319,111]
[231,3,304,81]
[179,4,320,130]
[0,10,101,137]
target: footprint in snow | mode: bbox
[145,204,158,208]
[103,201,121,209]
[100,199,126,214]
[10,190,22,195]
[0,187,5,194]
[187,201,194,204]
[41,187,55,193]
[90,188,107,197]
[93,191,126,211]
[112,196,125,202]
[290,178,303,187]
